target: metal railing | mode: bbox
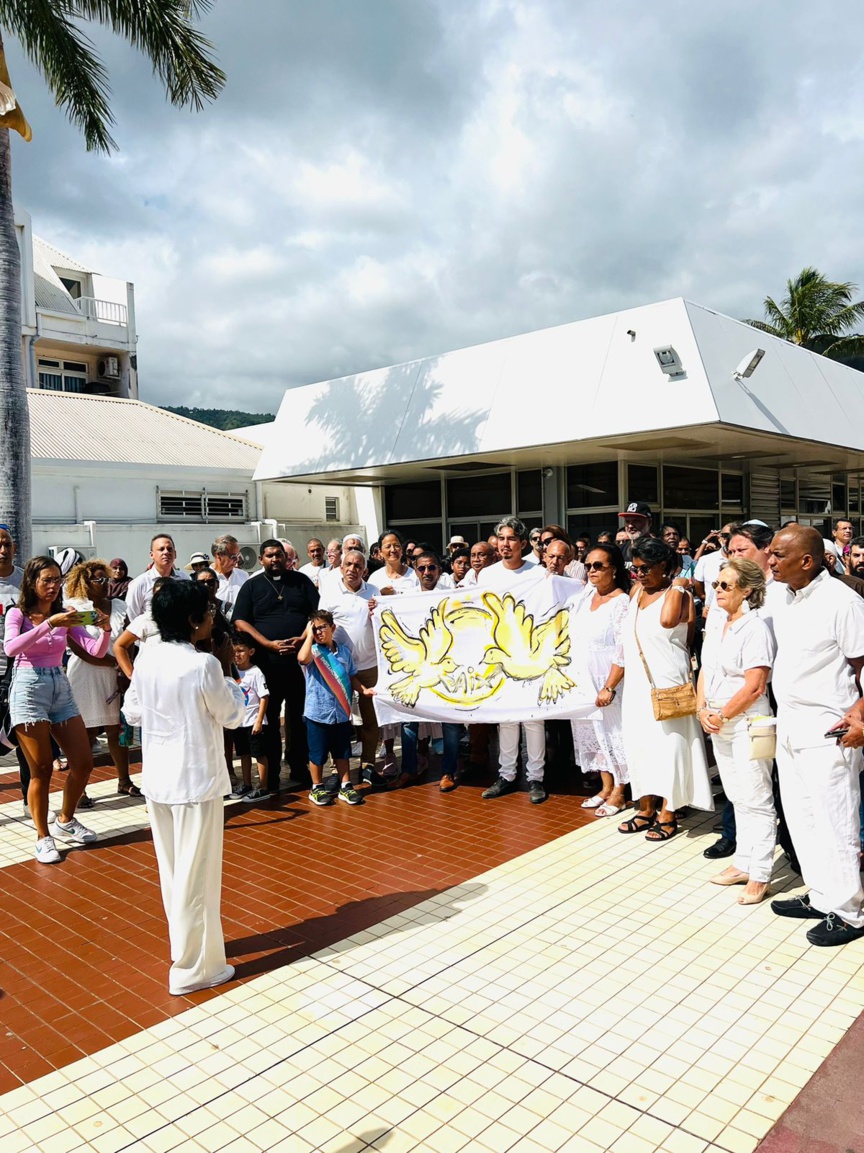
[73,296,128,325]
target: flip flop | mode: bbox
[581,794,607,809]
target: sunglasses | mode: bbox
[89,576,108,584]
[711,579,738,592]
[416,564,438,573]
[584,562,609,571]
[630,564,658,576]
[312,623,330,633]
[198,578,217,586]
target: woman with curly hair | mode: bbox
[65,559,142,797]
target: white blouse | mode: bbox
[701,610,775,706]
[123,640,245,804]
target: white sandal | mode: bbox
[581,794,607,809]
[595,801,626,817]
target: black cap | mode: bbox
[619,501,652,520]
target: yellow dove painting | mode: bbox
[480,591,576,703]
[379,600,460,706]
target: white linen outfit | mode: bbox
[123,641,245,994]
[66,598,128,728]
[569,588,629,785]
[771,570,864,927]
[478,561,548,782]
[622,590,712,811]
[701,609,777,881]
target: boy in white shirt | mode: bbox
[228,637,271,803]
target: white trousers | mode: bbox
[498,721,545,782]
[776,740,864,927]
[711,715,776,882]
[149,797,228,994]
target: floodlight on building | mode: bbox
[653,346,685,378]
[733,348,766,381]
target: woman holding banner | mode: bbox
[572,545,630,817]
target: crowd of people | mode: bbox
[3,502,864,993]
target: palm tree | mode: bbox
[744,268,864,363]
[0,2,225,559]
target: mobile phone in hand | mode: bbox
[825,726,850,740]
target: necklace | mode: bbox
[264,574,283,602]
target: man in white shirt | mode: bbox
[693,522,735,615]
[767,525,864,946]
[210,534,248,620]
[126,534,190,619]
[319,549,378,774]
[299,538,327,588]
[479,516,548,805]
[827,518,853,567]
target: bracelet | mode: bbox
[601,686,616,698]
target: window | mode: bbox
[567,462,617,509]
[447,472,511,519]
[517,469,542,514]
[626,465,658,507]
[325,496,340,522]
[38,357,88,393]
[385,481,441,521]
[567,512,619,540]
[721,473,744,508]
[158,490,246,521]
[59,276,82,299]
[663,466,718,510]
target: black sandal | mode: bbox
[117,782,143,797]
[618,813,655,834]
[645,818,678,841]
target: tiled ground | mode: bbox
[1,747,863,1152]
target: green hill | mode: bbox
[161,406,275,431]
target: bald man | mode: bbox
[767,525,864,946]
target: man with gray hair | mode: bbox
[479,516,549,805]
[318,548,379,776]
[211,533,248,620]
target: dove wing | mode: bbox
[534,608,571,662]
[379,610,425,673]
[418,601,455,663]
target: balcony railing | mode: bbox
[72,296,128,325]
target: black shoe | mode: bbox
[482,776,516,799]
[806,913,864,946]
[528,781,546,805]
[770,894,823,920]
[703,837,736,859]
[362,764,390,789]
[280,777,305,792]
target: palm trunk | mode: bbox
[0,126,31,559]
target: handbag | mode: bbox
[634,591,698,721]
[747,716,777,760]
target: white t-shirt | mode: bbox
[236,665,269,728]
[478,560,546,589]
[694,549,727,612]
[298,561,328,589]
[367,565,420,594]
[128,610,159,644]
[771,568,864,747]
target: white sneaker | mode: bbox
[170,964,235,996]
[52,816,97,843]
[35,836,62,864]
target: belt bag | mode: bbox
[747,717,777,760]
[634,592,698,722]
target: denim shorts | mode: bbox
[9,666,81,728]
[305,718,352,766]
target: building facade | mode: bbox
[253,297,864,549]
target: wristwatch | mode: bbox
[601,686,616,698]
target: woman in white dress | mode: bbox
[572,545,630,818]
[619,538,712,841]
[65,560,141,796]
[366,530,420,775]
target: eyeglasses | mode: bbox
[89,576,108,584]
[584,562,609,571]
[311,624,329,633]
[711,579,738,592]
[416,565,438,573]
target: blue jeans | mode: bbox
[722,799,737,842]
[401,723,463,776]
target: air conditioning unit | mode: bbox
[98,356,120,379]
[238,545,258,572]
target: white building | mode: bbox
[253,297,864,548]
[17,209,139,400]
[29,391,365,572]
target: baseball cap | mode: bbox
[618,501,652,520]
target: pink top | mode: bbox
[3,609,111,669]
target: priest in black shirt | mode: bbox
[233,539,319,790]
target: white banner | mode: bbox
[372,573,601,726]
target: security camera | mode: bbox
[626,329,636,339]
[653,346,685,378]
[542,467,554,479]
[733,349,765,380]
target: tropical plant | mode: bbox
[744,267,864,362]
[0,2,225,558]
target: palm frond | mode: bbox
[742,318,785,338]
[821,335,864,361]
[75,0,225,109]
[0,0,116,150]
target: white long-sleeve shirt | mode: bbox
[126,567,190,619]
[123,640,245,804]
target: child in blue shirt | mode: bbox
[298,610,375,807]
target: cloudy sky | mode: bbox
[8,0,864,414]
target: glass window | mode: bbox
[517,469,542,512]
[780,479,796,511]
[721,474,744,507]
[385,481,441,522]
[447,472,511,519]
[567,512,620,540]
[799,476,831,516]
[567,462,617,508]
[39,371,63,391]
[832,483,847,514]
[663,466,718,510]
[626,465,658,507]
